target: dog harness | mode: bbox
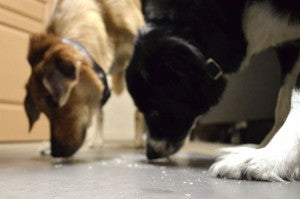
[62,38,111,106]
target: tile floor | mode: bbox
[0,141,299,199]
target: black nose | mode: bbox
[51,141,78,158]
[146,144,164,160]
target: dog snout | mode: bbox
[51,140,81,158]
[146,143,165,160]
[146,138,182,160]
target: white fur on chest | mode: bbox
[241,1,300,68]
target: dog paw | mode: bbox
[217,145,258,154]
[85,138,104,150]
[209,147,300,181]
[134,133,146,149]
[39,141,51,156]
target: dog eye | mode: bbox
[45,95,58,108]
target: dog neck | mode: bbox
[61,38,111,106]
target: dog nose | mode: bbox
[146,139,184,160]
[51,141,78,158]
[146,143,165,160]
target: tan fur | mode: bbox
[135,110,147,148]
[24,0,144,157]
[47,0,144,94]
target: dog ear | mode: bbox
[27,33,57,67]
[134,35,211,106]
[43,55,81,107]
[24,89,40,132]
[143,36,206,87]
[162,37,206,76]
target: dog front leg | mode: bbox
[260,46,300,147]
[134,110,146,148]
[40,141,51,156]
[210,78,300,181]
[83,109,104,150]
[210,43,300,181]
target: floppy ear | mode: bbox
[43,55,81,107]
[27,33,58,67]
[134,34,212,105]
[142,36,206,87]
[161,37,206,76]
[24,90,40,132]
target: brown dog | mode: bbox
[24,0,144,157]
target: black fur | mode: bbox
[268,0,300,22]
[276,40,300,84]
[127,30,226,156]
[126,0,300,159]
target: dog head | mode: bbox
[126,28,226,159]
[25,33,107,157]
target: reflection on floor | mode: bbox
[0,141,299,199]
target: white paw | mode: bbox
[89,139,104,149]
[217,145,258,154]
[39,141,51,156]
[134,133,146,149]
[83,138,104,150]
[209,147,300,181]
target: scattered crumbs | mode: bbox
[114,158,122,164]
[162,170,168,177]
[183,181,187,184]
[54,164,62,169]
[185,193,191,197]
[189,182,194,185]
[101,161,107,166]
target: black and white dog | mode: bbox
[126,0,300,181]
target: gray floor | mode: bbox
[0,143,299,199]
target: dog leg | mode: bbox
[210,45,300,181]
[111,71,125,95]
[39,141,51,156]
[92,109,104,148]
[134,110,146,148]
[83,109,104,150]
[260,79,293,147]
[261,43,300,147]
[210,86,300,181]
